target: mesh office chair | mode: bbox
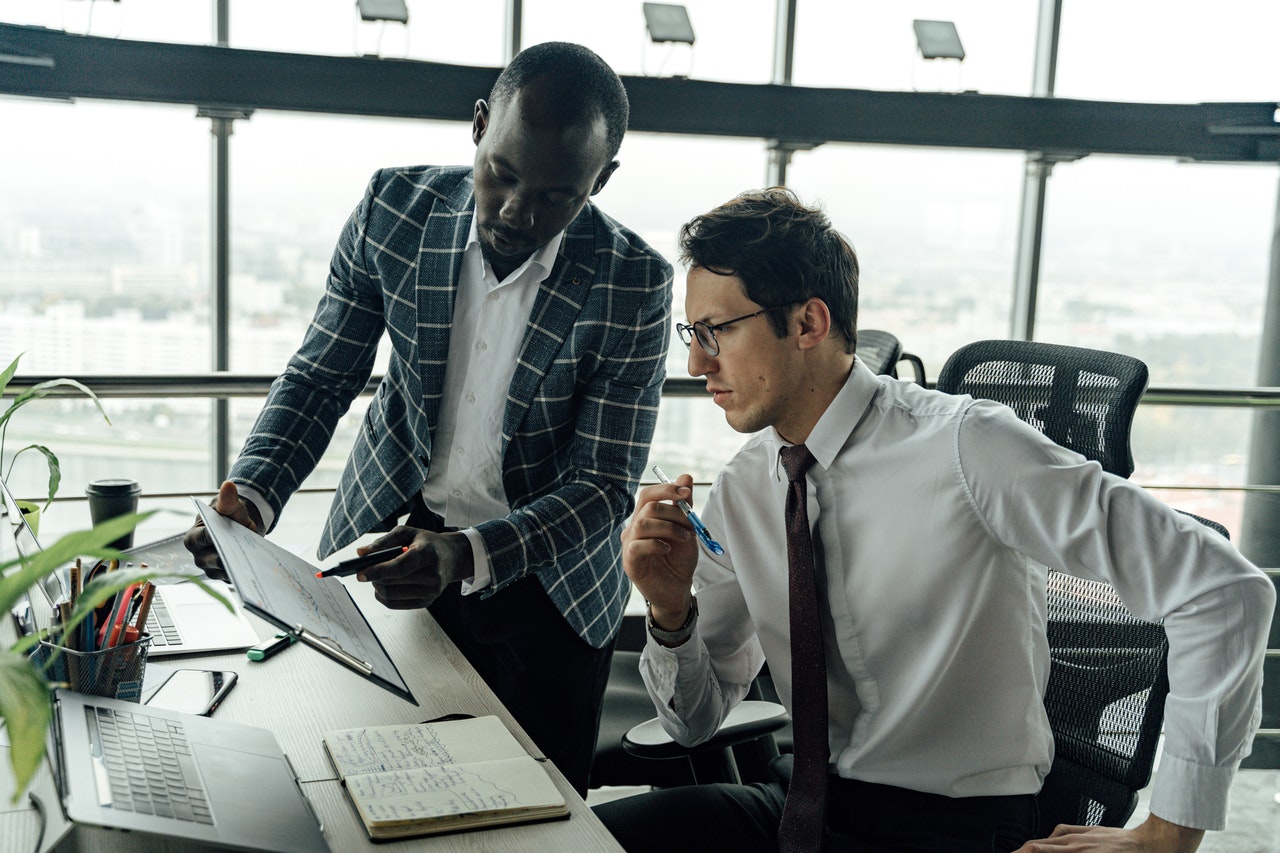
[935,339,1149,478]
[1037,512,1229,835]
[856,329,927,384]
[855,329,903,376]
[938,339,1233,834]
[592,615,787,789]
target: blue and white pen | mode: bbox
[652,465,725,555]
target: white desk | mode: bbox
[1,566,623,852]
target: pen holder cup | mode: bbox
[30,634,152,702]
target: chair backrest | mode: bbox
[1036,570,1170,832]
[936,340,1222,833]
[936,340,1149,479]
[1035,515,1228,836]
[855,329,904,376]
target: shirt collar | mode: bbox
[770,358,882,478]
[465,218,564,286]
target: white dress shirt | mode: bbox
[244,220,562,592]
[421,220,561,592]
[640,358,1273,830]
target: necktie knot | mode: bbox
[780,444,816,483]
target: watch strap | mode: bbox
[646,597,698,647]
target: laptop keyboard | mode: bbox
[144,595,182,647]
[88,705,214,824]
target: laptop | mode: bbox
[1,476,260,656]
[33,688,330,852]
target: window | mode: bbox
[522,0,777,83]
[1036,157,1276,385]
[1057,0,1280,102]
[787,144,1025,375]
[793,1,1036,95]
[229,0,505,64]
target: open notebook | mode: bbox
[322,715,567,840]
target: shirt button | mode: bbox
[477,341,488,351]
[466,393,476,404]
[456,447,466,456]
[487,292,499,301]
[452,490,462,498]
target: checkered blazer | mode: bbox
[230,166,673,648]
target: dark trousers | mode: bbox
[409,500,613,796]
[427,580,612,797]
[593,777,1038,852]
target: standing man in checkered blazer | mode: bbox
[185,42,673,794]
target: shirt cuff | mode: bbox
[233,484,274,533]
[458,527,490,595]
[1148,751,1239,831]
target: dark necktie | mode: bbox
[777,444,828,853]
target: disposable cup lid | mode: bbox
[85,478,141,496]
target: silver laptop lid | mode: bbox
[1,476,64,637]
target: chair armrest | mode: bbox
[898,352,927,385]
[622,700,790,760]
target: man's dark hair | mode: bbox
[490,41,630,162]
[679,187,859,353]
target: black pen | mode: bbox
[314,545,408,579]
[247,631,297,662]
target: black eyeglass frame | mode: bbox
[676,302,800,357]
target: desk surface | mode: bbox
[1,545,623,853]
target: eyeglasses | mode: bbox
[676,304,794,357]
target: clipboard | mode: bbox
[194,500,417,704]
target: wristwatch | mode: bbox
[646,597,698,647]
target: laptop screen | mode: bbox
[2,476,65,636]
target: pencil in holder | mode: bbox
[30,634,152,702]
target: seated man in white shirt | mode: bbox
[593,187,1274,852]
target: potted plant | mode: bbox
[0,353,111,536]
[0,513,233,801]
[0,354,233,800]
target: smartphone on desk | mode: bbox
[141,664,238,716]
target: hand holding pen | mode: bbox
[315,546,409,579]
[652,466,724,555]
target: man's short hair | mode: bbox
[490,41,630,163]
[679,188,860,353]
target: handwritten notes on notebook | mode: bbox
[322,716,568,840]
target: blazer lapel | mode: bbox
[501,206,597,443]
[415,175,476,439]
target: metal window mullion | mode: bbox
[765,0,799,187]
[1010,0,1064,342]
[212,0,231,483]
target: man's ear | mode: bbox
[472,99,490,147]
[795,298,833,350]
[591,160,620,196]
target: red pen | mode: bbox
[101,584,137,649]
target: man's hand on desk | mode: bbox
[182,480,263,582]
[1013,814,1204,852]
[357,526,474,610]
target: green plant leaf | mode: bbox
[0,513,153,617]
[0,647,53,803]
[1,357,110,509]
[5,445,60,509]
[2,513,236,802]
[0,354,20,400]
[4,378,111,427]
